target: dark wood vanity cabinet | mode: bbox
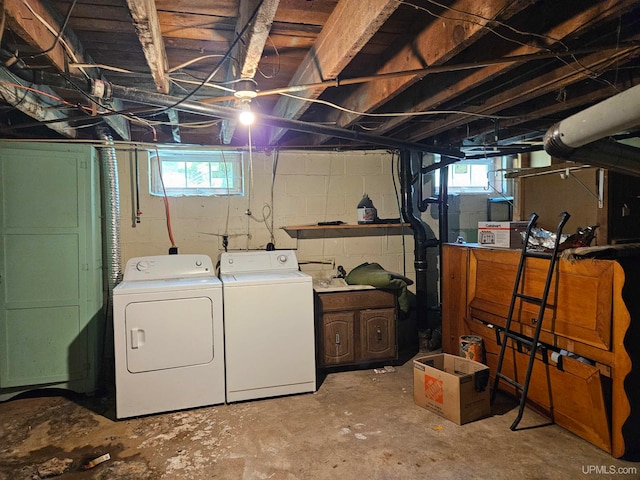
[315,289,397,368]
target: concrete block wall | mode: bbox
[117,148,418,289]
[447,193,494,243]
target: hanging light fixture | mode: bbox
[233,79,258,101]
[234,79,257,126]
[238,101,255,126]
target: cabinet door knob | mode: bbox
[376,326,382,342]
[335,333,341,345]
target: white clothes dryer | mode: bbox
[113,254,224,418]
[219,250,316,402]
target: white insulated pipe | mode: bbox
[544,83,640,157]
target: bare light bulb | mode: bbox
[239,102,255,126]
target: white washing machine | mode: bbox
[113,254,225,419]
[219,250,316,402]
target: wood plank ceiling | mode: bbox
[0,0,638,158]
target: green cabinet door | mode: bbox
[0,142,103,397]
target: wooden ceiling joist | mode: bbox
[3,0,130,140]
[451,79,634,146]
[267,0,399,145]
[404,45,640,142]
[4,0,86,77]
[369,0,640,139]
[311,0,533,145]
[125,0,171,95]
[221,0,281,144]
[235,0,281,80]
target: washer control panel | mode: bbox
[122,254,214,281]
[220,250,299,274]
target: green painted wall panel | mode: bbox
[2,154,79,229]
[2,306,86,387]
[0,142,103,395]
[4,234,80,304]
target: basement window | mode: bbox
[149,150,244,196]
[448,160,492,192]
[435,157,511,194]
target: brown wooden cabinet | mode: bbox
[441,243,640,459]
[315,289,397,368]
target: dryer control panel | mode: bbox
[122,254,214,281]
[220,250,299,274]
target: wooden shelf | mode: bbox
[283,223,412,238]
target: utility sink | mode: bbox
[312,277,375,292]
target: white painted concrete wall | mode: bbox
[447,193,496,243]
[117,148,423,289]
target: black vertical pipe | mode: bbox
[400,149,430,330]
[439,159,450,244]
[437,159,451,337]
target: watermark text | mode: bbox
[582,465,638,476]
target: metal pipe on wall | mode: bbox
[96,126,122,292]
[94,125,122,386]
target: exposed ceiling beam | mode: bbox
[3,0,130,140]
[313,0,533,144]
[221,0,280,144]
[0,68,76,138]
[267,0,399,145]
[125,0,171,94]
[363,0,640,138]
[4,0,86,77]
[404,45,640,142]
[453,79,634,146]
[110,83,463,156]
[235,0,280,80]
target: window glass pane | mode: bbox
[451,166,471,187]
[433,157,510,194]
[149,150,244,197]
[470,164,489,188]
[211,162,233,189]
[186,162,209,188]
[162,161,186,188]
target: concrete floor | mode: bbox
[0,355,637,480]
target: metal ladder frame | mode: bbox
[490,211,571,430]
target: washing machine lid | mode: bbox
[114,276,221,295]
[220,270,310,287]
[219,250,300,275]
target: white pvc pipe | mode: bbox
[544,83,640,156]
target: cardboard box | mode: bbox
[478,221,528,248]
[413,353,490,425]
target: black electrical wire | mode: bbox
[24,0,78,60]
[155,0,267,114]
[56,72,168,128]
[6,0,263,127]
[42,0,266,135]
